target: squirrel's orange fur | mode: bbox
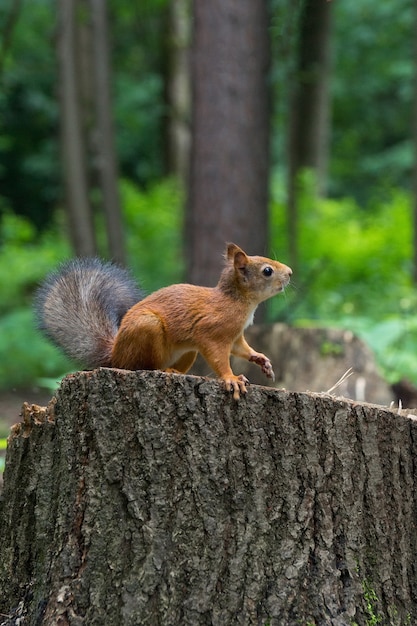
[112,243,292,399]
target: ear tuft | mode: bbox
[226,242,246,262]
[225,243,249,278]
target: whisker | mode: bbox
[286,282,299,293]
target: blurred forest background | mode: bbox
[0,0,416,396]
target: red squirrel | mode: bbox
[36,243,292,399]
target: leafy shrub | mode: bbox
[122,178,184,292]
[0,212,70,314]
[270,179,413,320]
[0,309,74,391]
[270,176,417,384]
[350,315,417,384]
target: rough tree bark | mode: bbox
[1,369,417,625]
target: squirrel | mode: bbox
[35,243,292,400]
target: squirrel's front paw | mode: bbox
[249,353,275,381]
[223,374,249,401]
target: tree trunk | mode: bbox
[187,0,270,287]
[90,0,125,265]
[57,0,125,262]
[57,0,97,257]
[167,0,192,185]
[1,369,417,625]
[287,0,333,273]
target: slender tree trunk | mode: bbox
[90,0,125,265]
[57,0,125,262]
[287,0,333,273]
[167,0,191,186]
[1,369,417,625]
[187,0,270,287]
[57,0,97,257]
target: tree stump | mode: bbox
[1,368,416,625]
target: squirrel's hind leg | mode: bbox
[111,312,169,371]
[165,351,197,374]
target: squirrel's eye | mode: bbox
[262,266,273,277]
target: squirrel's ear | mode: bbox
[226,242,247,262]
[226,243,249,273]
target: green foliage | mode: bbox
[0,0,59,229]
[122,178,184,292]
[111,0,169,183]
[270,176,417,385]
[115,74,165,183]
[331,0,414,199]
[2,0,416,230]
[344,316,417,385]
[0,212,71,313]
[271,176,412,318]
[0,0,169,230]
[0,309,73,390]
[270,0,414,201]
[297,188,412,320]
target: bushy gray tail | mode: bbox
[35,258,142,367]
